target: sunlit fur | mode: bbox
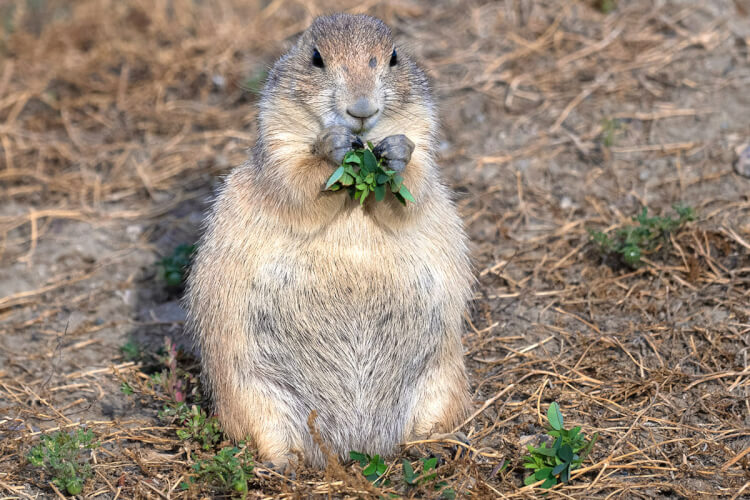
[185,13,472,468]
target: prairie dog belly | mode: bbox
[246,209,455,453]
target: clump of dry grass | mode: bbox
[1,0,749,498]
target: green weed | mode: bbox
[120,381,134,395]
[403,457,456,499]
[325,141,415,206]
[523,403,597,489]
[350,451,388,485]
[600,117,621,147]
[183,445,254,497]
[119,337,142,362]
[149,337,198,403]
[589,205,695,268]
[349,452,455,498]
[158,243,196,288]
[595,0,617,13]
[160,402,222,450]
[27,429,98,496]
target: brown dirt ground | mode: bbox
[1,0,749,498]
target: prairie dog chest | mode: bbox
[253,208,450,303]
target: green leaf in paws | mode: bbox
[344,152,361,164]
[325,166,345,189]
[399,185,415,203]
[323,142,415,205]
[374,184,386,202]
[363,149,377,171]
[340,172,355,186]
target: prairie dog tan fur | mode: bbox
[186,13,472,469]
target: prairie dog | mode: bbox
[186,13,472,469]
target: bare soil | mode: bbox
[1,0,749,498]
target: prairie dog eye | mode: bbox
[389,49,398,67]
[312,48,324,68]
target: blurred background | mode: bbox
[1,0,749,497]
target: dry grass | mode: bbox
[1,0,749,498]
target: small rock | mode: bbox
[147,300,187,323]
[66,311,87,333]
[734,143,750,177]
[126,224,142,241]
[212,74,226,88]
[438,140,452,153]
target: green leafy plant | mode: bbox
[158,243,196,288]
[600,117,621,147]
[183,445,254,497]
[27,429,98,496]
[589,205,695,268]
[402,457,438,485]
[325,141,415,206]
[120,381,134,395]
[595,0,617,13]
[160,402,222,450]
[149,337,201,403]
[523,403,597,489]
[120,337,142,361]
[350,451,388,485]
[403,457,455,499]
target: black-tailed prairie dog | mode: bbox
[186,13,472,470]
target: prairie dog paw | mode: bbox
[373,134,415,172]
[257,454,298,479]
[315,125,360,166]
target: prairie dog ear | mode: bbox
[281,26,307,51]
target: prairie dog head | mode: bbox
[259,14,436,146]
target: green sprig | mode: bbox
[325,142,415,206]
[522,402,598,489]
[589,205,695,268]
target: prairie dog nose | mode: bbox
[346,97,378,119]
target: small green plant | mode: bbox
[120,381,134,395]
[160,402,222,450]
[402,457,438,485]
[589,205,695,268]
[120,337,142,362]
[325,141,415,206]
[600,117,621,147]
[350,451,388,485]
[183,445,254,497]
[403,457,455,499]
[149,337,189,402]
[523,403,597,489]
[158,244,196,288]
[27,429,98,496]
[595,0,617,13]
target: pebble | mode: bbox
[734,143,750,178]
